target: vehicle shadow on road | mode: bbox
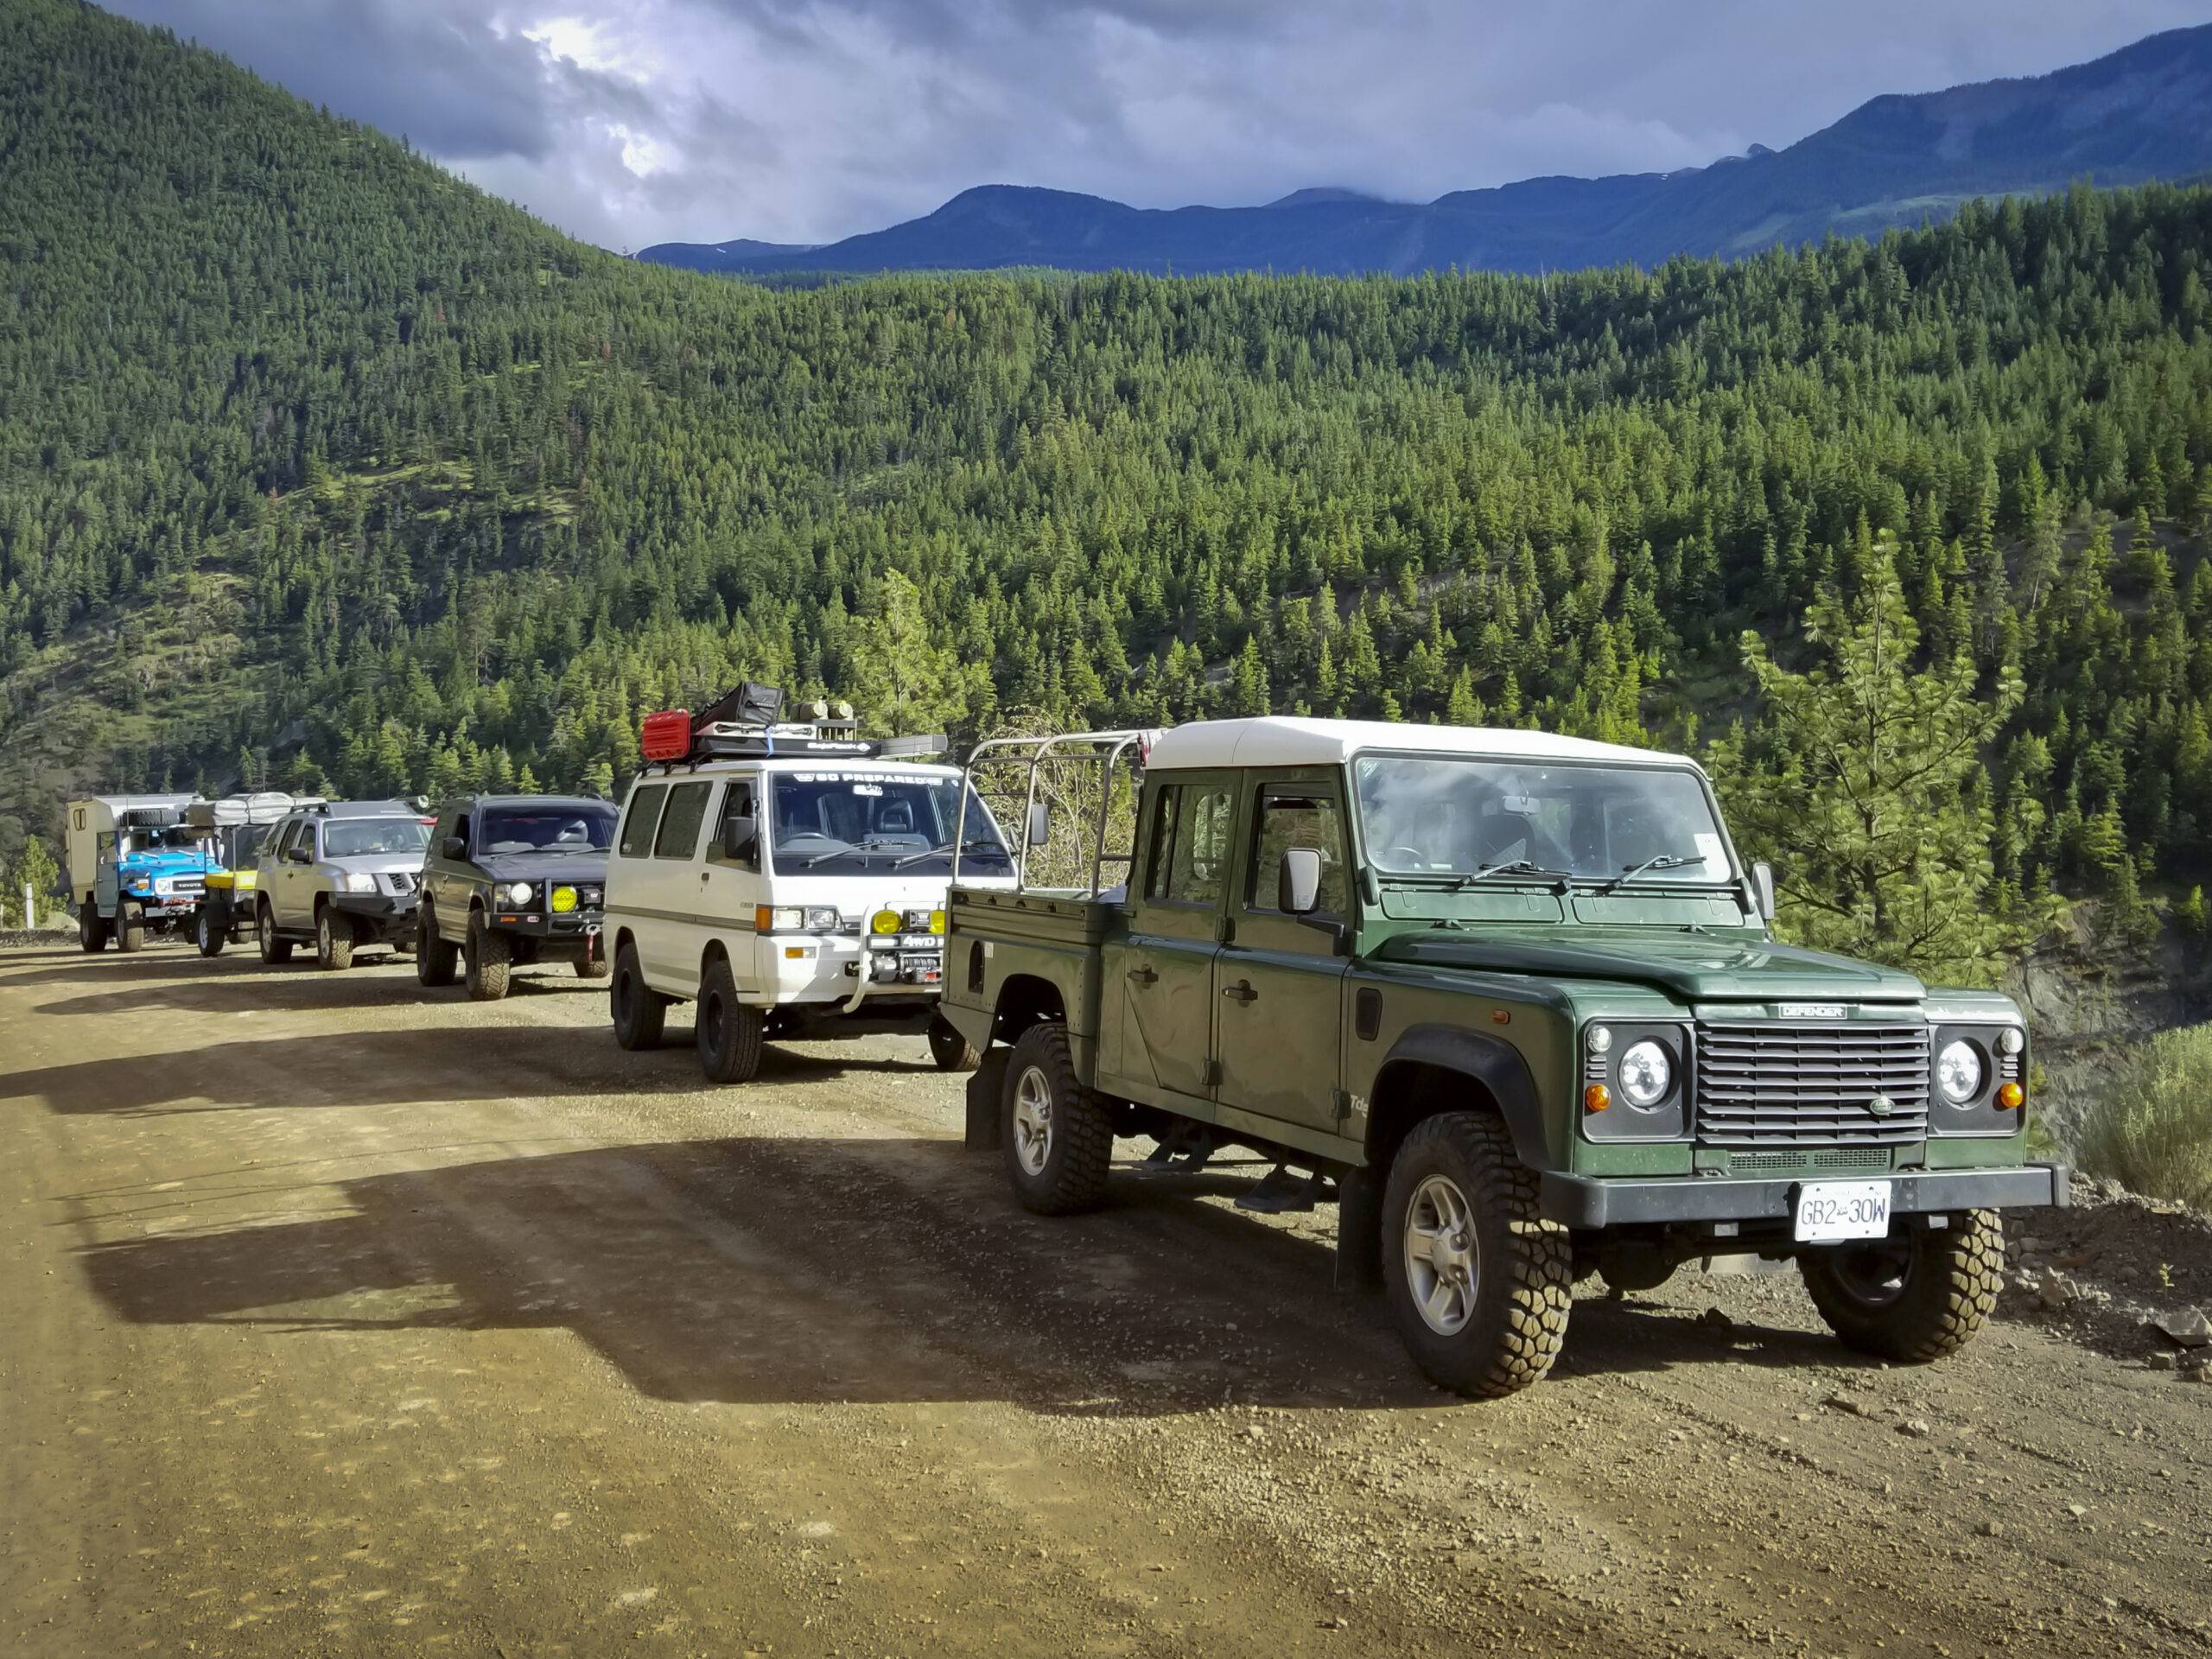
[33,965,606,1020]
[69,1134,1857,1413]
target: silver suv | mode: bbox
[254,801,433,969]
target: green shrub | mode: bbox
[2077,1026,2212,1209]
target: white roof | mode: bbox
[654,756,960,779]
[1142,717,1703,774]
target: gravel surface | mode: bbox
[3,940,2209,1657]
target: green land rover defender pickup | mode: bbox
[938,717,2067,1398]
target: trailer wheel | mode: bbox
[196,903,227,958]
[416,909,459,987]
[610,939,668,1050]
[79,905,111,953]
[1800,1211,2004,1363]
[464,914,510,1000]
[116,902,146,954]
[315,904,356,971]
[1381,1111,1573,1398]
[696,957,765,1084]
[927,1014,982,1072]
[1001,1021,1112,1215]
[257,901,294,966]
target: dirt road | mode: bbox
[2,940,2207,1658]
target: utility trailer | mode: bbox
[184,792,324,957]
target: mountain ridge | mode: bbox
[639,22,2212,276]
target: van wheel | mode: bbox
[1001,1021,1112,1215]
[116,903,146,954]
[1381,1112,1573,1398]
[257,902,294,965]
[315,905,355,971]
[464,914,510,1001]
[611,940,668,1050]
[416,909,459,987]
[79,906,111,953]
[1800,1211,2004,1363]
[927,1014,982,1072]
[696,957,765,1084]
[196,904,226,958]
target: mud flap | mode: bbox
[964,1047,1009,1151]
[1335,1164,1384,1291]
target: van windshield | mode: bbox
[1352,754,1734,886]
[766,772,1010,875]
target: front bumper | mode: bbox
[331,893,420,943]
[745,932,944,1006]
[1539,1162,2069,1230]
[486,908,603,956]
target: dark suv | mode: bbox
[417,794,618,999]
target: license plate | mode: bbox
[1794,1180,1892,1243]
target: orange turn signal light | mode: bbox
[1997,1082,2024,1109]
[1583,1084,1611,1113]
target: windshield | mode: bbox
[322,818,433,859]
[766,772,1011,875]
[478,807,615,855]
[121,826,199,857]
[1352,755,1734,885]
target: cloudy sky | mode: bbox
[109,0,2212,251]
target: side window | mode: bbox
[1249,788,1349,917]
[714,779,759,868]
[450,812,471,857]
[272,820,302,861]
[652,782,713,860]
[1161,784,1234,906]
[618,785,667,859]
[1144,785,1180,900]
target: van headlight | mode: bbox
[757,906,840,933]
[1936,1039,1985,1104]
[1618,1040,1673,1107]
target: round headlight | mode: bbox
[1936,1039,1984,1103]
[870,908,902,936]
[1618,1039,1671,1107]
[502,880,535,906]
[1586,1024,1614,1055]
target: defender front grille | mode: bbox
[1694,1021,1930,1147]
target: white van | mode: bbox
[604,687,1019,1083]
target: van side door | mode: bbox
[645,778,716,992]
[1115,773,1235,1111]
[1213,775,1353,1139]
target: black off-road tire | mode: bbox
[574,951,612,981]
[1800,1210,2005,1363]
[464,913,511,1001]
[116,903,146,954]
[79,905,111,953]
[416,909,460,987]
[696,957,765,1084]
[610,939,668,1050]
[1380,1111,1573,1399]
[196,902,227,957]
[257,902,294,965]
[315,904,356,971]
[1001,1020,1113,1216]
[927,1014,982,1072]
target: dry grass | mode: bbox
[2077,1025,2212,1210]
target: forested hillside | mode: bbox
[4,0,2212,963]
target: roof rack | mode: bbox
[640,680,887,767]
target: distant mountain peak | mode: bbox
[638,22,2212,279]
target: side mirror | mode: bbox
[1751,860,1777,924]
[286,846,312,865]
[440,835,467,861]
[721,813,758,865]
[1027,802,1052,849]
[1278,847,1324,916]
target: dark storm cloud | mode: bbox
[105,0,2212,251]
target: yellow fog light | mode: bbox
[870,908,902,936]
[1997,1082,2024,1110]
[550,886,578,913]
[929,908,946,935]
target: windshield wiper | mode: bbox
[788,846,861,869]
[1600,853,1706,892]
[1453,859,1576,889]
[891,837,1008,871]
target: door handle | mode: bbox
[701,870,710,882]
[1127,965,1158,986]
[1222,981,1257,1004]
